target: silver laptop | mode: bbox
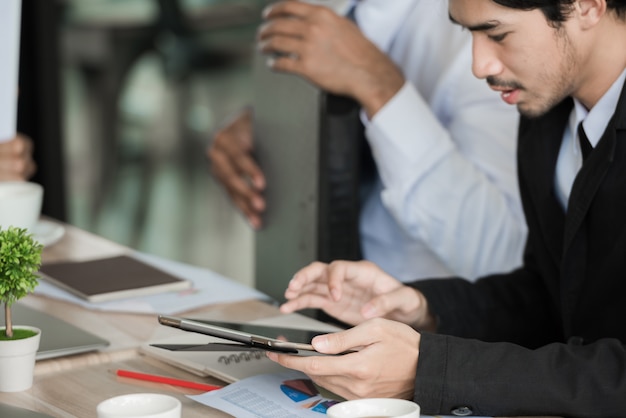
[0,303,109,360]
[0,404,55,418]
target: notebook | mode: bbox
[39,255,192,303]
[0,404,54,418]
[139,313,342,383]
[0,303,109,360]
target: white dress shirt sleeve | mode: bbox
[365,69,527,278]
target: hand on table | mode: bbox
[0,134,36,180]
[267,317,420,400]
[207,109,266,229]
[258,1,405,118]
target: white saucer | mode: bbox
[33,220,65,247]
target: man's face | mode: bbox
[449,0,580,118]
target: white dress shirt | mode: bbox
[352,0,527,281]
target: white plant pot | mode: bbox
[0,326,41,392]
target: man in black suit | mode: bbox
[265,0,626,417]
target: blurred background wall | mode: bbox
[24,0,268,287]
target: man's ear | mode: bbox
[576,0,606,29]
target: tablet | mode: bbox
[186,319,328,346]
[158,315,322,353]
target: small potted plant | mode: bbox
[0,226,43,392]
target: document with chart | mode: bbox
[189,371,341,417]
[190,371,493,418]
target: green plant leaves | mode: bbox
[0,226,44,337]
[0,226,43,304]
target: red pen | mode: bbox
[115,369,223,392]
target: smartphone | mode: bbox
[158,315,327,353]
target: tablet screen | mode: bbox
[186,319,327,345]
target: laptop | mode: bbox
[0,404,55,418]
[0,303,109,360]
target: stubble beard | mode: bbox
[517,27,578,119]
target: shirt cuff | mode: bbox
[364,81,454,187]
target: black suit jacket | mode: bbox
[409,81,626,417]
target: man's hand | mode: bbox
[280,260,436,331]
[207,109,266,229]
[267,318,420,400]
[0,134,36,180]
[258,1,405,118]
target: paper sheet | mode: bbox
[189,371,341,417]
[0,0,21,142]
[189,372,493,418]
[35,251,271,314]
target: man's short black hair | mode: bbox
[493,0,626,24]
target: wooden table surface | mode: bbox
[0,220,280,417]
[0,221,559,418]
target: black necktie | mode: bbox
[578,121,593,161]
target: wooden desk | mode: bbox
[0,221,280,417]
[0,222,556,418]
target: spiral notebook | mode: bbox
[139,313,342,383]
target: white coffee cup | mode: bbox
[0,181,43,232]
[96,393,181,418]
[327,398,420,418]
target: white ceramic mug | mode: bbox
[326,398,420,418]
[96,393,181,418]
[0,181,43,232]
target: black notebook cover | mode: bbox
[39,255,192,302]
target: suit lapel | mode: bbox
[520,100,571,266]
[562,79,626,253]
[559,79,626,323]
[563,126,616,252]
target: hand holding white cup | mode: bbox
[327,398,420,418]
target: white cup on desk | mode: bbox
[326,398,420,418]
[96,393,181,418]
[0,181,43,232]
